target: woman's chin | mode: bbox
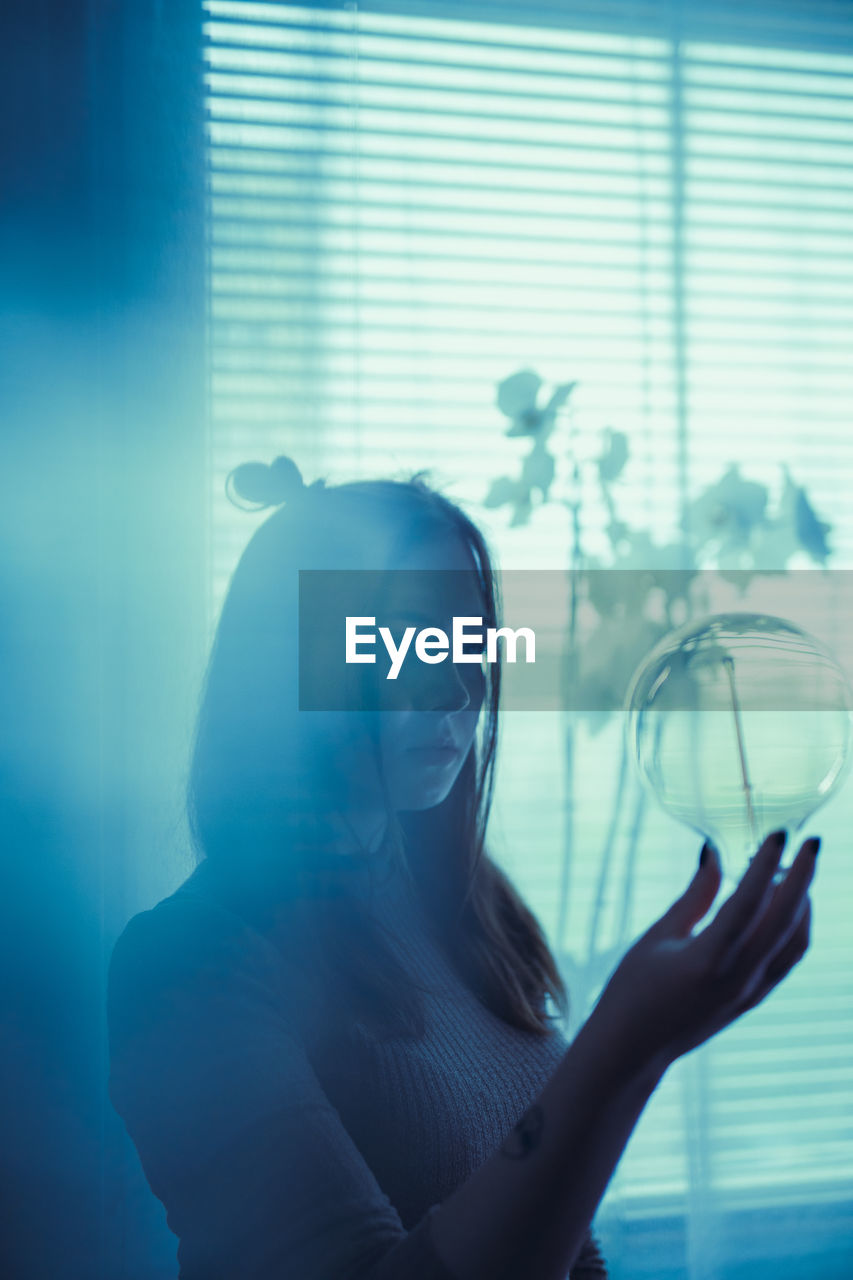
[392,776,458,812]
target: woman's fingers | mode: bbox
[610,830,821,1070]
[736,838,819,975]
[736,896,812,1017]
[702,829,787,963]
[651,841,723,940]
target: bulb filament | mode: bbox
[722,654,757,848]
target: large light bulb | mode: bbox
[625,612,853,882]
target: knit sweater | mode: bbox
[107,850,609,1280]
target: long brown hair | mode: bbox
[186,465,568,1039]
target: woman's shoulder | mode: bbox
[107,863,308,1043]
[111,864,262,970]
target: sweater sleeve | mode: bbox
[107,894,459,1280]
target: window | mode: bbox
[202,3,853,1274]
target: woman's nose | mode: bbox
[414,657,474,714]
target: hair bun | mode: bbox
[225,454,308,511]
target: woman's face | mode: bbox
[310,517,488,852]
[374,531,486,813]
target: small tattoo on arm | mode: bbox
[500,1103,544,1159]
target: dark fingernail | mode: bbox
[699,840,716,868]
[769,829,787,849]
[804,836,821,859]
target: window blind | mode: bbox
[202,1,853,1270]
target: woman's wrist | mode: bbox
[577,988,672,1097]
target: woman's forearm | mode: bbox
[428,1006,666,1280]
[428,832,817,1280]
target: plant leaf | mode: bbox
[483,475,519,509]
[497,368,542,419]
[795,485,832,562]
[521,446,555,500]
[770,467,832,565]
[597,428,629,484]
[688,463,768,555]
[543,380,577,418]
[505,409,547,438]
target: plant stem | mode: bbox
[557,421,584,955]
[586,733,627,962]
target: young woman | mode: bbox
[107,456,818,1280]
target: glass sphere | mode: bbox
[624,612,853,881]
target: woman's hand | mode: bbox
[594,829,819,1077]
[428,830,818,1280]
